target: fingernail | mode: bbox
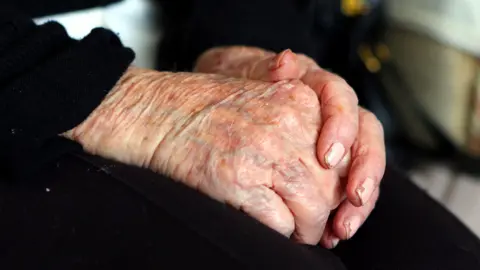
[331,238,340,249]
[356,177,375,205]
[344,216,362,239]
[325,142,345,168]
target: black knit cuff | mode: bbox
[0,17,134,179]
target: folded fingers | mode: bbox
[346,108,386,207]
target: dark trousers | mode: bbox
[1,152,480,270]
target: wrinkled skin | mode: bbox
[66,68,348,245]
[195,46,386,247]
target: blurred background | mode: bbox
[33,0,480,235]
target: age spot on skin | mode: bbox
[336,104,345,113]
[219,158,227,168]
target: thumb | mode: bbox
[247,49,301,81]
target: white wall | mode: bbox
[34,0,161,69]
[385,0,480,56]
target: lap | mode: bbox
[1,153,479,270]
[0,153,343,270]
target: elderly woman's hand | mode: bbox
[65,67,348,245]
[195,47,386,247]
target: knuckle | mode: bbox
[316,69,346,83]
[274,217,296,237]
[323,92,348,108]
[321,81,343,98]
[343,86,359,105]
[350,155,367,173]
[316,173,345,210]
[356,144,370,158]
[335,109,359,131]
[301,202,330,226]
[291,82,318,107]
[327,185,345,210]
[322,82,357,109]
[328,75,348,87]
[359,109,385,141]
[346,114,360,131]
[277,224,295,237]
[361,109,383,130]
[351,145,386,176]
[361,110,380,125]
[294,81,315,97]
[327,197,343,211]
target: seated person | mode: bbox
[1,1,479,269]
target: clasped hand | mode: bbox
[66,47,385,248]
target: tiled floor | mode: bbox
[411,164,480,237]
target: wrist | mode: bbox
[63,66,238,169]
[64,66,175,163]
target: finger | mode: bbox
[346,108,386,206]
[319,219,340,249]
[271,158,343,245]
[302,70,359,170]
[240,185,295,237]
[332,188,380,240]
[319,153,351,249]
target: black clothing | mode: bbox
[0,7,134,178]
[1,154,480,270]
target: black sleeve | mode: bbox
[0,7,135,179]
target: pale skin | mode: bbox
[195,46,386,247]
[64,48,385,248]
